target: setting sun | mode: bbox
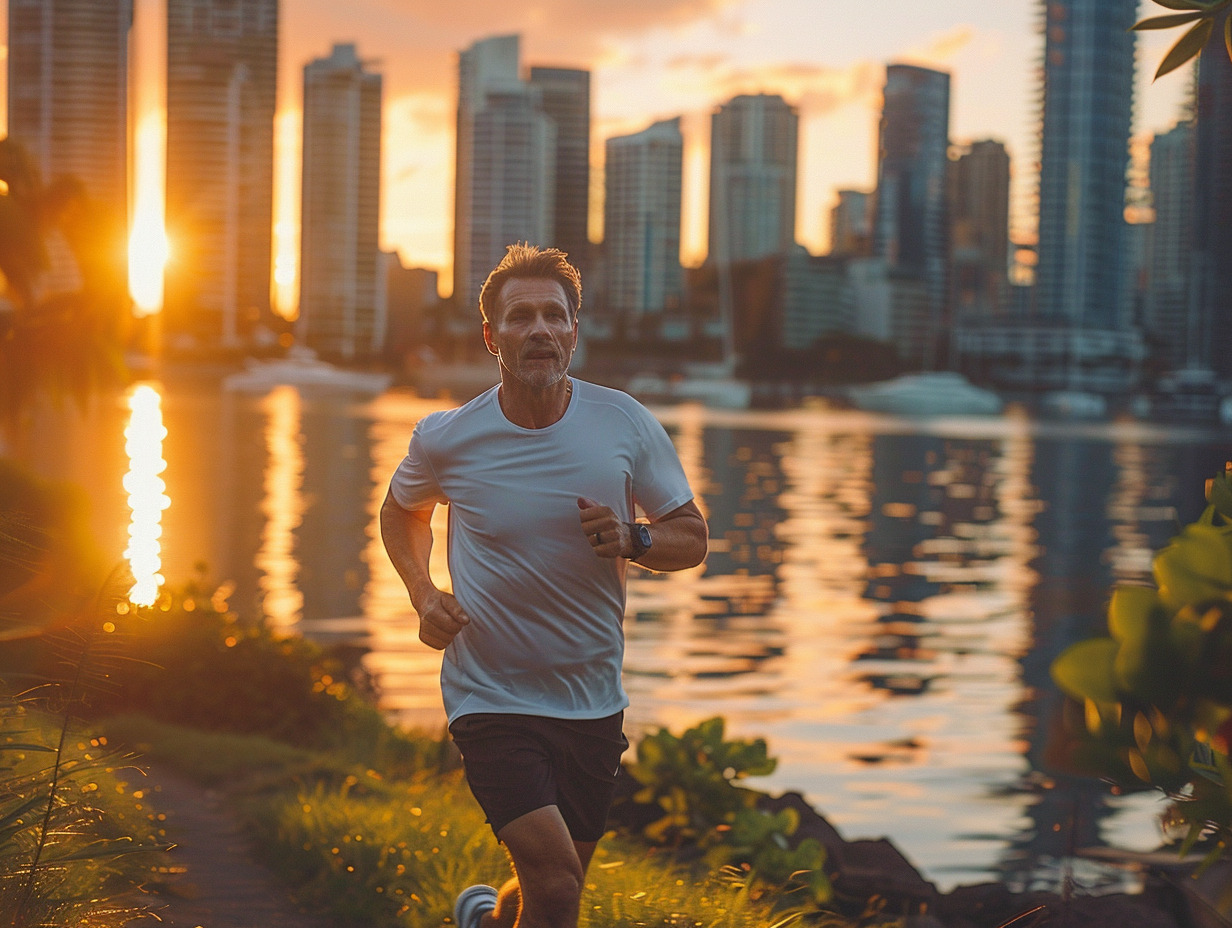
[128,112,170,316]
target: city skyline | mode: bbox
[0,1,1194,308]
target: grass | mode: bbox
[90,714,870,928]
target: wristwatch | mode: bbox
[626,522,652,561]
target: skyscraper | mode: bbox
[874,64,951,316]
[1145,123,1194,372]
[949,139,1010,317]
[1193,48,1232,381]
[603,117,684,322]
[708,93,798,264]
[1034,0,1137,330]
[7,0,131,244]
[829,189,873,257]
[298,44,383,361]
[164,0,278,348]
[453,35,558,315]
[529,67,591,271]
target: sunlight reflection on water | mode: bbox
[122,383,169,605]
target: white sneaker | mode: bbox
[454,884,499,928]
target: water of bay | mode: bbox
[22,375,1232,892]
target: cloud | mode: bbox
[656,54,884,117]
[893,26,975,69]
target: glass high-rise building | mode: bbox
[603,117,684,320]
[1145,123,1195,372]
[874,64,951,314]
[1034,0,1136,330]
[7,0,131,254]
[949,139,1010,318]
[529,67,591,273]
[1194,48,1232,381]
[164,0,278,348]
[707,93,798,264]
[298,44,383,361]
[453,35,560,316]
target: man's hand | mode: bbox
[578,496,630,558]
[416,587,472,650]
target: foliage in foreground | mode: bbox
[625,717,831,904]
[1051,466,1232,913]
[0,699,164,928]
[1135,0,1232,80]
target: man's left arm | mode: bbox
[579,497,708,572]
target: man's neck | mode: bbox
[497,375,573,429]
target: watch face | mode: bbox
[636,524,652,548]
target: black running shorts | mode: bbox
[448,711,628,842]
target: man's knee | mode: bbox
[521,868,582,926]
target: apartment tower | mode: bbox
[6,0,132,260]
[949,139,1011,318]
[1193,48,1232,380]
[298,44,383,361]
[708,93,798,264]
[528,67,591,273]
[603,117,684,322]
[453,35,559,316]
[1034,0,1137,329]
[164,0,278,347]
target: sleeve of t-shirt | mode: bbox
[388,424,448,511]
[632,407,695,520]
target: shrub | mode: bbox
[1051,466,1232,893]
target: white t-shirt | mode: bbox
[389,379,695,723]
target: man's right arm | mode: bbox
[379,489,471,650]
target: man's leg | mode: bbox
[479,806,598,928]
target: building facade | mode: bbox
[453,36,563,317]
[708,93,798,264]
[829,189,873,257]
[164,0,278,348]
[873,63,951,358]
[1033,0,1137,331]
[7,0,131,264]
[1145,123,1194,373]
[949,139,1010,319]
[298,43,383,361]
[603,117,684,324]
[528,67,591,272]
[1193,47,1232,382]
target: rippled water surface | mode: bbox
[26,380,1232,891]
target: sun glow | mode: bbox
[128,112,170,316]
[123,384,170,606]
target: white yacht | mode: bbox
[845,372,1003,417]
[626,362,752,409]
[224,346,392,394]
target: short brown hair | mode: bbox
[478,243,582,323]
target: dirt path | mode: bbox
[124,763,336,928]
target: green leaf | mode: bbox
[1153,523,1232,611]
[1052,638,1120,702]
[1107,585,1163,644]
[1149,0,1214,10]
[1134,11,1208,28]
[1156,18,1215,78]
[0,742,57,753]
